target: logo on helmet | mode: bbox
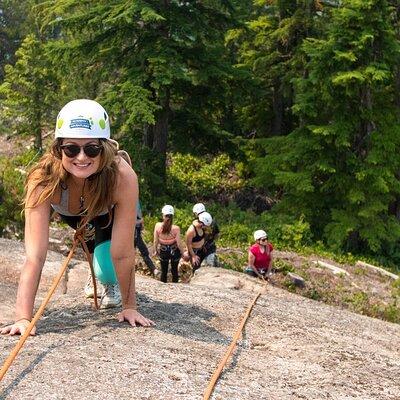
[69,118,92,130]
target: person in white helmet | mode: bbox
[153,205,185,283]
[192,203,220,267]
[184,211,213,271]
[245,230,274,279]
[1,99,154,336]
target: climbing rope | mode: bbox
[203,278,268,400]
[1,232,270,395]
[0,230,98,382]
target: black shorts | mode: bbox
[159,243,181,261]
[191,246,208,270]
[58,210,114,253]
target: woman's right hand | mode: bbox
[0,319,36,336]
[191,254,200,266]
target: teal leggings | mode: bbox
[59,213,118,284]
[93,240,117,284]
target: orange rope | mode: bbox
[0,239,79,381]
[0,223,104,382]
[78,235,99,310]
[203,281,267,400]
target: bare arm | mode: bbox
[111,165,153,327]
[186,227,200,266]
[248,250,263,278]
[185,227,195,257]
[153,223,160,255]
[1,187,51,335]
[174,226,185,255]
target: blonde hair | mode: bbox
[25,138,120,226]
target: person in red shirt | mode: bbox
[245,229,274,279]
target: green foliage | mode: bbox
[306,289,322,301]
[391,279,400,297]
[248,0,400,263]
[0,34,60,150]
[39,0,239,182]
[273,259,294,275]
[2,0,400,270]
[229,0,324,137]
[277,215,312,250]
[0,0,33,79]
[0,148,40,236]
[379,304,400,324]
[166,153,243,201]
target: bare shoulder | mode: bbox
[172,225,181,233]
[117,157,137,183]
[114,159,138,199]
[25,182,53,208]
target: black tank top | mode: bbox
[192,224,204,243]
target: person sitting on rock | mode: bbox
[245,229,274,279]
[153,205,185,283]
[183,212,213,271]
[1,99,154,336]
[192,203,220,267]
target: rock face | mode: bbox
[1,238,400,400]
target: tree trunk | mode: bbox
[272,83,284,135]
[146,88,170,181]
[33,106,42,152]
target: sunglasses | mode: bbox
[60,143,103,158]
[260,237,268,241]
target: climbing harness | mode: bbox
[203,277,268,400]
[0,229,98,382]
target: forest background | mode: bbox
[1,0,400,273]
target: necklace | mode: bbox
[79,179,86,210]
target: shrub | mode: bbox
[166,153,243,201]
[0,149,39,236]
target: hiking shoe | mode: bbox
[100,284,122,308]
[153,268,160,279]
[84,274,103,298]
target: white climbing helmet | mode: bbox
[161,205,174,216]
[55,99,110,139]
[198,212,212,226]
[254,229,267,241]
[193,203,206,215]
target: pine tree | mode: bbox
[254,0,400,258]
[0,34,59,150]
[40,0,238,183]
[231,0,324,138]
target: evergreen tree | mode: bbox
[0,34,59,150]
[231,0,324,138]
[0,0,28,80]
[0,0,46,80]
[253,0,400,259]
[40,0,238,184]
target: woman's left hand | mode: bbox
[118,309,155,327]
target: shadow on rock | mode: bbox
[135,293,229,345]
[34,304,115,335]
[1,342,60,399]
[17,294,228,346]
